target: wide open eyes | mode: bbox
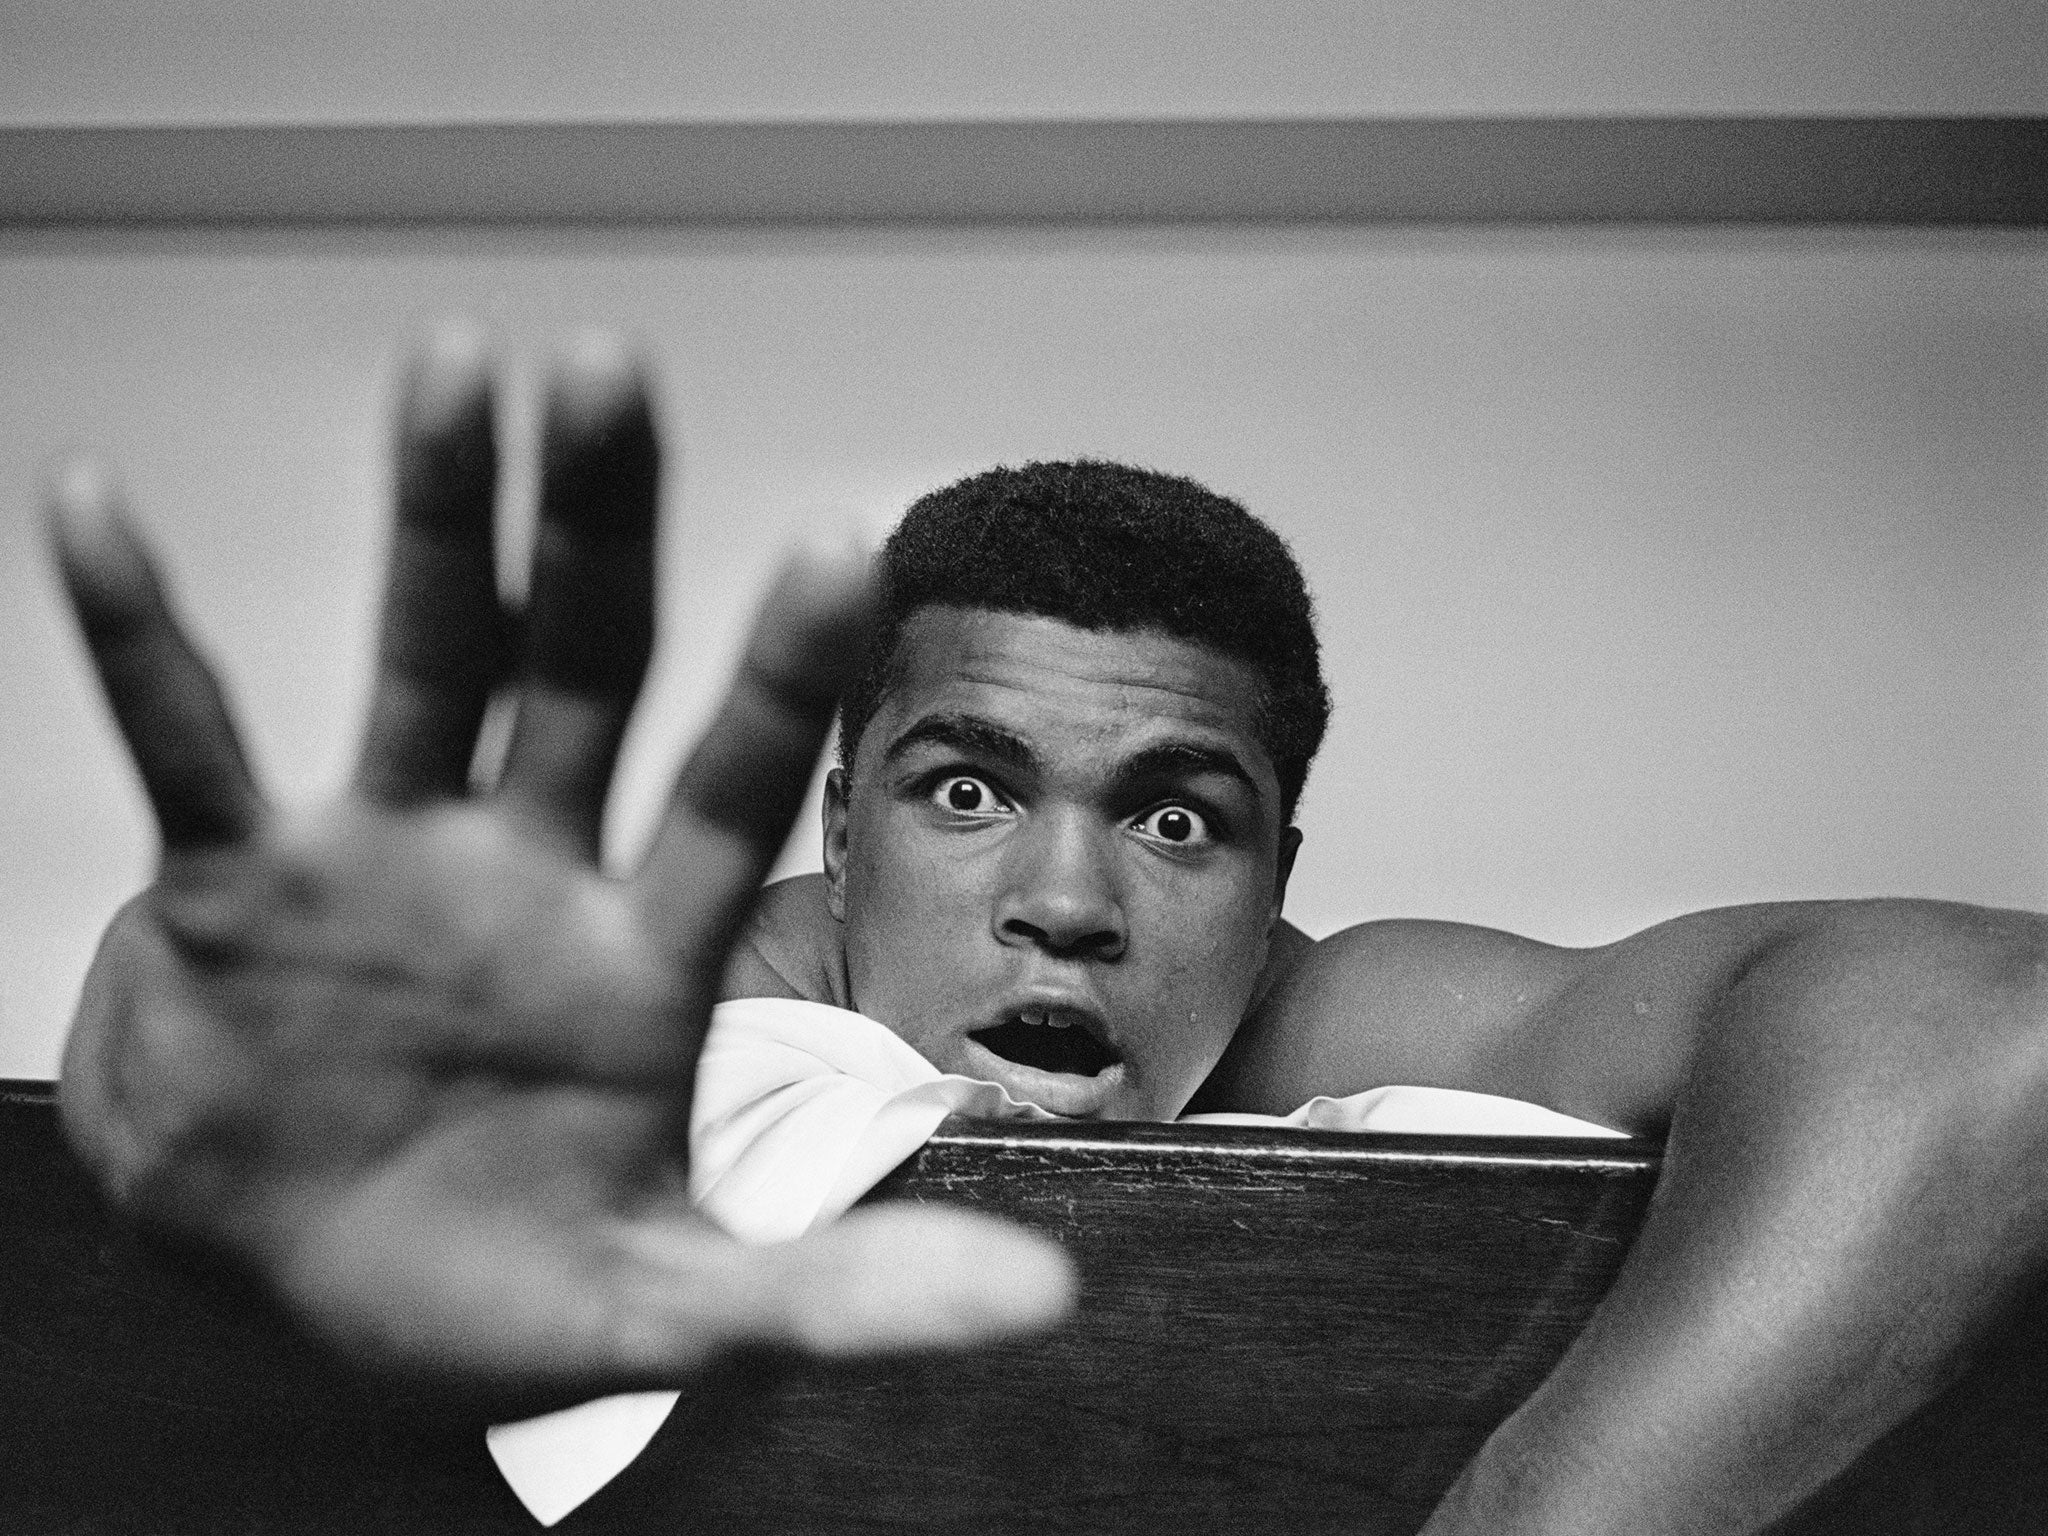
[1129,804,1210,847]
[931,774,1012,817]
[927,776,1210,847]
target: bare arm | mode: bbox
[1219,898,2048,1533]
[1435,899,2048,1534]
[52,329,1071,1392]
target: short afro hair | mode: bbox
[838,459,1330,822]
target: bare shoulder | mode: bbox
[717,874,848,1006]
[1194,901,1843,1123]
[1191,916,1588,1115]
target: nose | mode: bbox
[993,809,1128,962]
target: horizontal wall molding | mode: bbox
[3,117,2043,227]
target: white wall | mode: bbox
[3,223,2043,1076]
[4,0,2045,125]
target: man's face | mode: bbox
[825,605,1298,1120]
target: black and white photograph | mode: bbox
[1,4,2043,1531]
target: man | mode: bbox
[51,331,2048,1533]
[722,453,1329,1123]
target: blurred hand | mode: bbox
[48,327,1073,1391]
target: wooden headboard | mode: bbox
[4,1078,2044,1534]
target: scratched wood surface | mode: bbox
[3,1079,2045,1534]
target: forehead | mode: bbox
[862,606,1273,778]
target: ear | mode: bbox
[1272,825,1302,918]
[822,767,851,921]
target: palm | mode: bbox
[51,329,1070,1390]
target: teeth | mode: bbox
[1020,1008,1072,1029]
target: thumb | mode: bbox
[605,1201,1078,1369]
[744,1203,1079,1358]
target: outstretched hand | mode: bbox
[48,328,1073,1390]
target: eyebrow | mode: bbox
[1113,742,1262,800]
[880,713,1042,776]
[880,715,1262,802]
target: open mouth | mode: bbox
[969,1008,1120,1077]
